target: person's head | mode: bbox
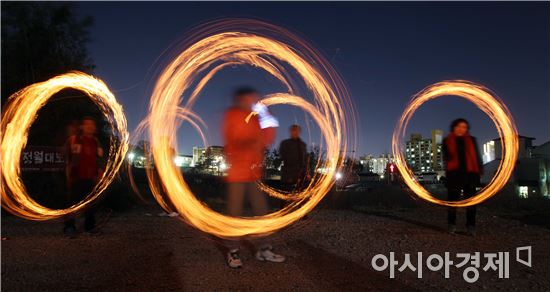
[233,87,259,110]
[289,124,301,139]
[80,116,97,136]
[450,118,470,137]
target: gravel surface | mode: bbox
[2,205,549,291]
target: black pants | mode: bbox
[447,185,476,227]
[64,179,96,231]
[279,181,298,209]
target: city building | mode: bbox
[404,129,444,173]
[431,129,444,171]
[359,154,395,175]
[482,136,549,198]
[191,146,226,174]
[483,140,496,163]
[192,147,205,166]
[192,146,224,166]
[174,155,193,168]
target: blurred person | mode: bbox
[222,87,285,268]
[442,118,483,236]
[63,116,104,238]
[157,144,179,217]
[279,124,309,191]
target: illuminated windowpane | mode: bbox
[519,186,528,198]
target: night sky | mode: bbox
[74,2,550,156]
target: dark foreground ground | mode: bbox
[2,204,550,291]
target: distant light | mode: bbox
[335,172,343,180]
[174,156,185,167]
[519,186,528,198]
[220,162,227,171]
[128,152,135,161]
[380,174,385,179]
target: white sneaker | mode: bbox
[227,249,243,268]
[255,246,286,263]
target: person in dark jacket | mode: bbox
[279,124,309,192]
[442,118,483,236]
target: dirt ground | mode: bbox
[2,205,549,291]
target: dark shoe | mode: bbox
[63,226,78,239]
[85,228,101,236]
[447,224,456,234]
[84,217,96,232]
[467,226,476,236]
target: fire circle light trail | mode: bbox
[146,19,355,238]
[392,81,518,207]
[127,108,208,208]
[1,72,129,220]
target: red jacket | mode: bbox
[223,107,275,182]
[66,135,101,181]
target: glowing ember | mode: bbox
[1,72,129,220]
[392,81,518,207]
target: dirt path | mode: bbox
[2,206,549,291]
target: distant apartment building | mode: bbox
[358,154,395,176]
[174,155,193,168]
[483,140,496,163]
[404,129,444,173]
[192,146,225,173]
[482,136,549,198]
[431,129,444,170]
[192,146,224,166]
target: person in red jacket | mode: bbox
[222,87,285,268]
[63,116,104,238]
[442,118,483,236]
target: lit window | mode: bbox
[518,186,528,198]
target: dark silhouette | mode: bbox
[279,124,309,192]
